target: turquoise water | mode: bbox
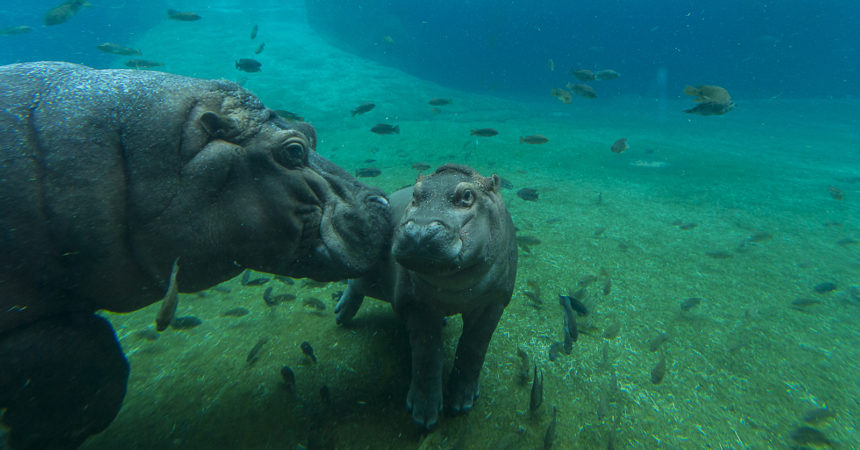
[2,1,858,448]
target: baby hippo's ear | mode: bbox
[487,174,501,192]
[199,111,238,138]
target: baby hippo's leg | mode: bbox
[446,301,506,414]
[402,305,445,429]
[334,279,366,325]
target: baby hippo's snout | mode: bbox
[393,219,462,272]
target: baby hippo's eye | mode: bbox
[459,188,475,207]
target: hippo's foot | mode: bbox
[0,313,129,450]
[406,379,443,429]
[334,281,365,325]
[445,372,480,414]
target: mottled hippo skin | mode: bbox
[0,62,391,449]
[335,164,517,428]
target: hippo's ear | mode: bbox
[487,174,501,193]
[199,111,237,138]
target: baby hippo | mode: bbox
[335,164,517,428]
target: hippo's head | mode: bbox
[392,165,507,285]
[131,88,392,290]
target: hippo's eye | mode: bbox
[459,189,475,207]
[273,133,309,168]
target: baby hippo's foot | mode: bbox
[334,286,364,325]
[446,374,480,414]
[406,380,443,429]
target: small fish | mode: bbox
[813,282,836,293]
[547,58,555,72]
[411,162,431,171]
[250,24,258,39]
[155,257,180,332]
[827,186,844,200]
[171,315,202,330]
[602,277,612,295]
[499,177,514,189]
[235,58,262,73]
[602,322,621,339]
[523,290,542,307]
[44,0,90,26]
[578,275,597,287]
[551,88,572,104]
[241,270,269,286]
[595,69,620,80]
[648,332,670,352]
[303,297,326,311]
[351,102,375,116]
[275,276,295,285]
[302,279,329,289]
[246,337,269,365]
[280,365,296,392]
[355,167,382,178]
[679,222,698,230]
[428,98,451,106]
[517,235,542,246]
[254,43,265,54]
[370,124,399,134]
[559,295,578,345]
[597,387,609,420]
[301,341,317,362]
[529,365,543,412]
[705,250,732,259]
[684,85,731,104]
[791,297,821,309]
[684,101,734,116]
[836,237,859,247]
[263,287,296,306]
[470,128,498,137]
[611,138,628,154]
[517,188,539,201]
[680,297,704,311]
[789,426,832,446]
[544,406,557,449]
[520,135,549,144]
[570,69,596,81]
[221,307,250,317]
[273,110,303,121]
[167,9,201,21]
[0,25,32,35]
[802,407,836,424]
[516,346,531,384]
[125,59,164,69]
[565,291,589,315]
[568,83,597,99]
[97,42,142,56]
[651,353,666,384]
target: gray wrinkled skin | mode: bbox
[0,62,391,449]
[335,164,517,429]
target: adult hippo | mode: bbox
[0,62,391,449]
[335,164,517,429]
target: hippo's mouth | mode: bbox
[307,192,390,280]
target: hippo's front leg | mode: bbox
[401,304,445,429]
[446,301,506,414]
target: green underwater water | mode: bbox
[71,6,860,450]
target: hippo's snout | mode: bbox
[393,219,462,272]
